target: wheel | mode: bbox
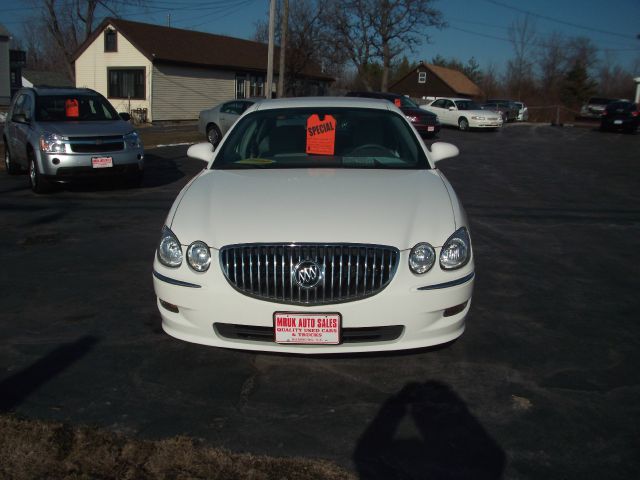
[206,124,222,147]
[458,118,469,131]
[3,141,20,175]
[28,151,52,194]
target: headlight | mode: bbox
[157,226,183,268]
[187,241,211,272]
[409,242,436,274]
[440,227,471,270]
[124,131,142,149]
[40,133,66,153]
[471,116,486,120]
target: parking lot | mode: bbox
[1,123,639,479]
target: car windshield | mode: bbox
[455,100,481,110]
[213,107,429,170]
[36,95,119,122]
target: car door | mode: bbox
[7,93,31,167]
[218,101,242,133]
[427,99,450,125]
[442,99,458,125]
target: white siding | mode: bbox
[75,24,153,120]
[152,63,235,121]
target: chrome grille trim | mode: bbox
[219,243,400,306]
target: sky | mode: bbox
[1,0,639,73]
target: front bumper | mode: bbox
[469,119,503,128]
[40,149,144,179]
[152,250,474,354]
[413,122,441,136]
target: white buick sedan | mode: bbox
[153,97,474,354]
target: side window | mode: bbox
[432,99,443,108]
[446,100,455,109]
[220,102,234,114]
[22,95,33,121]
[11,94,26,117]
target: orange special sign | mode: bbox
[306,114,337,155]
[65,99,79,118]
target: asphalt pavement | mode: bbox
[1,124,639,479]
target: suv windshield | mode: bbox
[455,100,481,110]
[35,94,119,122]
[213,107,429,170]
[398,96,420,108]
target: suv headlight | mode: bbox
[187,241,211,272]
[40,133,67,153]
[124,131,142,149]
[440,227,471,270]
[409,242,436,274]
[157,226,183,268]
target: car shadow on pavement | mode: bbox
[353,381,505,480]
[0,336,99,412]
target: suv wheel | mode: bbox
[3,142,20,175]
[28,152,52,194]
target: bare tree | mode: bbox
[537,31,568,102]
[326,0,444,91]
[505,15,537,99]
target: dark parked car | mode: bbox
[345,91,440,137]
[484,99,519,122]
[600,101,639,133]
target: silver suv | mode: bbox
[3,87,144,193]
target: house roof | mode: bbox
[391,62,483,97]
[22,69,73,88]
[72,18,333,82]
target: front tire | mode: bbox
[3,142,20,175]
[206,124,222,147]
[458,118,470,131]
[28,151,52,194]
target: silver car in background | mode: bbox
[198,99,256,147]
[3,87,144,193]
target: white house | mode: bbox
[72,18,333,122]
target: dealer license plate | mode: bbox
[273,312,341,345]
[92,156,113,168]
[614,120,623,125]
[427,126,435,132]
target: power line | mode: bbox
[481,0,637,40]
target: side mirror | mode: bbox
[187,142,215,163]
[12,113,28,124]
[119,112,131,121]
[448,106,455,111]
[429,142,459,164]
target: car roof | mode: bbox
[28,87,99,96]
[433,97,472,102]
[252,96,394,112]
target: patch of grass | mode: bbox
[0,415,355,480]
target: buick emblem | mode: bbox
[293,260,324,289]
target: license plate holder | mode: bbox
[614,120,623,125]
[273,312,341,345]
[92,156,113,168]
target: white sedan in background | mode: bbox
[422,97,502,131]
[153,97,474,354]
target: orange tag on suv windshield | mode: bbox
[306,114,336,155]
[65,99,79,118]
[394,98,401,107]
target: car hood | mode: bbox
[38,120,133,137]
[401,107,436,118]
[170,169,456,250]
[465,109,500,117]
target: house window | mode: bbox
[104,29,117,52]
[418,71,427,84]
[249,75,264,97]
[236,76,246,99]
[107,68,145,99]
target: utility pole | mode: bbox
[277,0,288,98]
[266,0,276,99]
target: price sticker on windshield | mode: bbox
[306,114,336,155]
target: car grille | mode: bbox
[219,243,400,306]
[214,323,404,343]
[68,136,125,153]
